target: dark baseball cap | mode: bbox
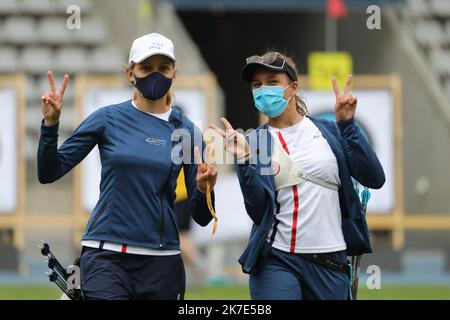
[241,52,297,83]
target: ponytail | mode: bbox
[295,95,308,116]
[166,89,174,106]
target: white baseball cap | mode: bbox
[128,33,176,64]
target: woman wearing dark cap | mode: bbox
[210,51,385,300]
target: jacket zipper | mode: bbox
[88,203,108,232]
[159,194,165,248]
[160,123,177,249]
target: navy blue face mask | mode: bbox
[133,72,173,101]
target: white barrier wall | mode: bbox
[303,88,395,214]
[0,88,18,214]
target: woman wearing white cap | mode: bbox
[37,33,217,300]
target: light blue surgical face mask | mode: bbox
[252,84,292,118]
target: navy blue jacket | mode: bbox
[38,101,213,250]
[236,116,385,274]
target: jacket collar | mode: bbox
[168,106,183,128]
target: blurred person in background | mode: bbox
[174,167,205,287]
[37,33,217,300]
[210,51,385,300]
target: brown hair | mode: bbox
[261,51,308,116]
[127,61,174,106]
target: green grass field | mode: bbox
[1,285,450,300]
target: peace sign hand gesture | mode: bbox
[332,74,357,122]
[209,117,250,161]
[41,71,69,127]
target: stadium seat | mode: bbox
[1,16,36,45]
[25,105,46,132]
[20,46,54,75]
[25,104,76,132]
[36,74,74,102]
[72,17,108,45]
[0,19,3,42]
[19,0,58,15]
[407,0,430,18]
[36,17,73,45]
[55,0,93,13]
[54,46,88,74]
[414,20,447,47]
[24,132,37,161]
[429,49,450,76]
[445,21,450,41]
[0,47,19,73]
[446,79,450,101]
[0,0,18,14]
[26,75,74,104]
[430,0,450,17]
[89,46,124,73]
[25,77,39,103]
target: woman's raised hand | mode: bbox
[194,145,218,194]
[332,74,357,122]
[41,71,69,126]
[209,117,250,161]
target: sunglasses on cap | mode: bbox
[242,52,297,82]
[246,52,285,68]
